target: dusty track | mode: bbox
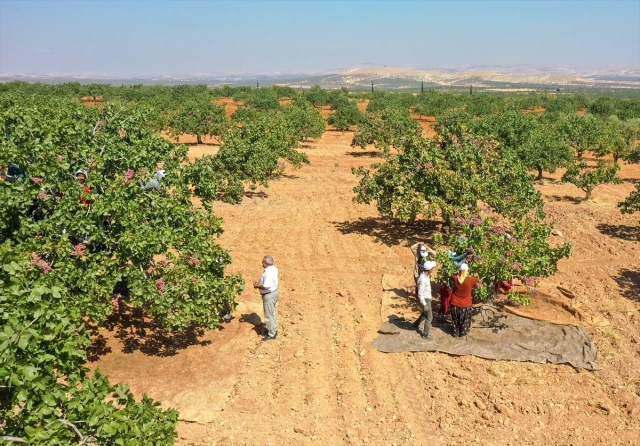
[162,128,640,445]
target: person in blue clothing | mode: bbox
[7,164,26,182]
[449,247,474,266]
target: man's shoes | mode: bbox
[262,333,277,342]
[421,334,432,339]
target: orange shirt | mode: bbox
[450,275,479,308]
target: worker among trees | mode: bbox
[414,260,437,339]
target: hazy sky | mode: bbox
[1,0,639,75]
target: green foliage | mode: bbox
[588,96,616,117]
[413,91,460,118]
[181,112,309,203]
[244,88,281,111]
[436,109,572,180]
[352,129,569,306]
[0,251,179,444]
[434,214,571,303]
[351,107,422,152]
[281,101,326,141]
[592,115,630,163]
[520,124,573,180]
[465,94,504,116]
[303,86,329,106]
[0,99,260,442]
[327,102,363,131]
[169,100,230,144]
[562,161,622,200]
[271,85,298,100]
[556,113,604,158]
[353,134,543,225]
[619,183,640,214]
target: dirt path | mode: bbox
[167,130,640,445]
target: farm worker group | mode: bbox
[410,243,482,340]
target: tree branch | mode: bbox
[57,419,84,443]
[1,436,27,443]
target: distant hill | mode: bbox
[2,65,639,90]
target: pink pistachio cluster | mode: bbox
[124,169,135,182]
[30,254,51,274]
[31,177,44,184]
[156,278,166,295]
[111,296,120,312]
[509,261,523,271]
[523,277,537,287]
[455,214,482,227]
[70,243,87,257]
[56,155,64,162]
[492,226,507,235]
[187,255,201,267]
[97,120,104,127]
[38,192,50,200]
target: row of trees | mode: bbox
[350,93,640,303]
[0,85,325,442]
[2,81,640,119]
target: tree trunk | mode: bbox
[614,152,620,164]
[536,166,543,181]
[585,188,593,201]
[197,134,203,144]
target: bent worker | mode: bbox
[253,255,279,342]
[414,260,437,339]
[450,263,482,338]
[410,243,436,284]
[141,169,166,192]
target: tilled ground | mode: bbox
[94,121,640,445]
[172,128,640,445]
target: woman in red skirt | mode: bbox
[450,263,483,338]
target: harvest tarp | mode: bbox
[373,305,599,370]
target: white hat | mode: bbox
[423,261,437,271]
[459,263,469,272]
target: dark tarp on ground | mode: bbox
[373,305,599,371]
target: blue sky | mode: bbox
[1,0,639,75]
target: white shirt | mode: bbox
[416,273,432,306]
[258,265,279,294]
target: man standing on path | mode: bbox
[414,260,437,339]
[254,255,279,342]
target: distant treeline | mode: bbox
[1,81,640,120]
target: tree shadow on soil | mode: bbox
[333,217,441,247]
[87,306,217,360]
[614,269,640,303]
[597,223,639,241]
[244,190,268,199]
[546,194,584,204]
[621,178,640,184]
[345,151,382,158]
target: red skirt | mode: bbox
[439,283,452,315]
